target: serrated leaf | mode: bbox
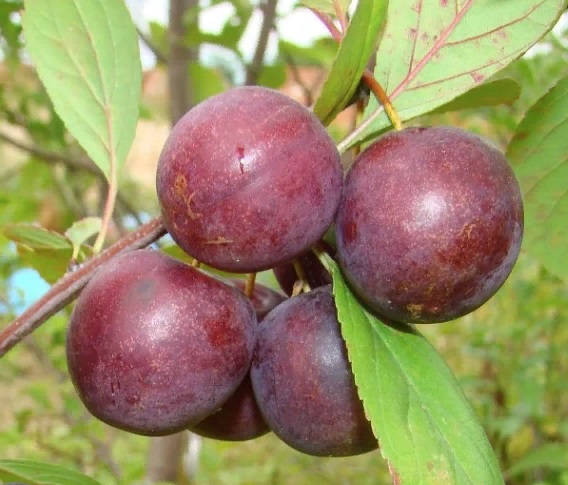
[346,0,566,148]
[300,0,351,16]
[324,255,503,485]
[313,0,388,125]
[429,78,521,115]
[3,223,71,250]
[507,75,568,281]
[505,444,568,478]
[0,459,102,485]
[22,0,141,180]
[64,217,101,248]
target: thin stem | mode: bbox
[136,25,168,64]
[93,175,117,253]
[312,8,404,151]
[244,273,257,298]
[0,129,97,174]
[311,10,342,42]
[362,69,402,131]
[292,259,311,294]
[333,0,348,34]
[0,216,166,358]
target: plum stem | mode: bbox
[191,258,201,268]
[93,176,117,253]
[244,273,257,298]
[361,69,403,131]
[0,216,167,358]
[311,10,403,140]
[292,259,311,295]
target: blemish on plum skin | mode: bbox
[236,145,245,175]
[440,0,448,6]
[205,235,233,245]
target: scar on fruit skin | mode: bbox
[205,236,233,245]
[407,303,423,317]
[458,223,476,239]
[173,174,201,220]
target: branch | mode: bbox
[136,25,168,64]
[0,125,147,231]
[0,216,167,357]
[0,129,98,174]
[245,0,279,85]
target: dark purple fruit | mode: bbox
[336,126,524,324]
[190,375,268,442]
[232,279,286,320]
[156,86,342,273]
[250,286,377,457]
[273,241,335,296]
[190,280,285,441]
[66,250,256,436]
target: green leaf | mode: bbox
[505,444,568,478]
[64,217,101,248]
[22,0,142,180]
[346,0,566,148]
[313,0,388,125]
[429,78,521,115]
[189,62,227,103]
[3,223,71,250]
[4,223,94,283]
[0,459,102,485]
[17,246,73,284]
[507,75,568,281]
[256,61,287,89]
[324,255,503,484]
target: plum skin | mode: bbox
[156,86,342,273]
[190,281,285,441]
[250,286,377,457]
[66,249,257,436]
[336,126,524,324]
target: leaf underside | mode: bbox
[347,0,566,148]
[507,75,568,282]
[22,0,141,180]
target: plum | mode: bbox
[66,250,256,436]
[336,126,524,324]
[250,286,377,457]
[156,86,342,273]
[190,280,285,441]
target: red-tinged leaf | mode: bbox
[341,0,566,149]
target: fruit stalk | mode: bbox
[0,216,167,357]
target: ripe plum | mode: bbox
[66,250,256,436]
[156,86,342,273]
[190,280,285,441]
[336,126,524,323]
[250,286,377,456]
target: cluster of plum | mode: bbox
[66,86,523,456]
